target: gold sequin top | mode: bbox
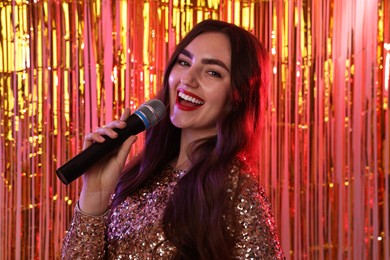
[61,165,284,259]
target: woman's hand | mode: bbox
[79,108,138,215]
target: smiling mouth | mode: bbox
[176,89,205,111]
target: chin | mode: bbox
[169,115,181,128]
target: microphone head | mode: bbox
[134,99,166,129]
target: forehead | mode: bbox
[184,32,231,68]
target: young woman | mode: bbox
[62,19,284,259]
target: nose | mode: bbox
[180,68,199,88]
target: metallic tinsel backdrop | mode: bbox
[0,0,389,259]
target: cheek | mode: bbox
[168,75,176,97]
[210,85,231,108]
[168,72,180,94]
[168,86,176,106]
[168,73,175,87]
[214,89,232,119]
[168,67,180,86]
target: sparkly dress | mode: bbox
[61,164,284,259]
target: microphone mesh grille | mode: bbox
[137,99,166,128]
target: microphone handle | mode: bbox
[56,114,145,185]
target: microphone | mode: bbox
[56,99,166,185]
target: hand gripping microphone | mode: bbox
[56,99,166,185]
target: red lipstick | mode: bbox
[176,88,204,111]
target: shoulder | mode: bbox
[227,162,284,259]
[228,163,273,224]
[228,161,267,203]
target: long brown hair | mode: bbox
[113,20,269,259]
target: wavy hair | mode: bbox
[112,20,269,259]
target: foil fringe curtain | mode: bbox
[0,0,389,259]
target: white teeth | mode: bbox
[178,92,204,105]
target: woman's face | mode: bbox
[168,32,232,138]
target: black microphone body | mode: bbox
[56,99,166,185]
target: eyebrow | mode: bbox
[180,49,230,73]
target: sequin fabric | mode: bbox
[61,165,284,259]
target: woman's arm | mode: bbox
[232,173,285,259]
[61,108,137,258]
[61,203,109,259]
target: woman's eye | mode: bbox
[208,70,222,78]
[177,59,190,67]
